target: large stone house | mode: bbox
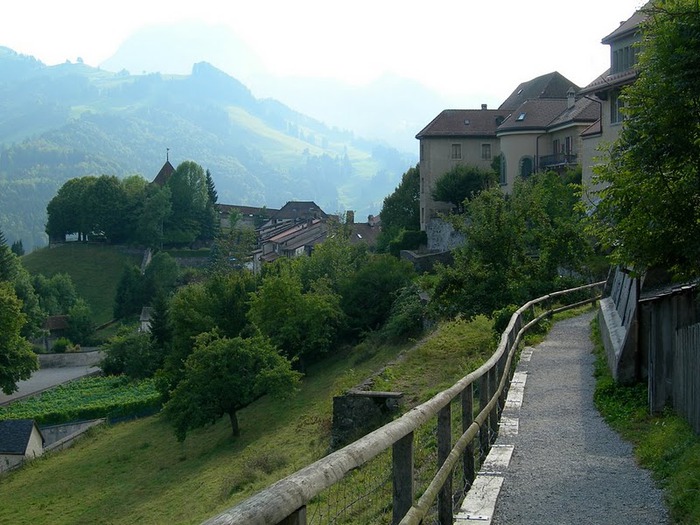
[578,6,646,203]
[417,71,598,246]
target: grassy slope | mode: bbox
[0,318,495,525]
[21,244,142,325]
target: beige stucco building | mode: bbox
[578,7,646,204]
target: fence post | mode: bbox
[462,384,475,488]
[489,367,498,442]
[278,508,306,525]
[438,404,453,524]
[479,374,490,460]
[393,432,414,525]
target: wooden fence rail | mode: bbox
[202,281,605,525]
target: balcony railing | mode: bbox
[539,153,578,168]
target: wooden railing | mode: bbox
[202,281,605,525]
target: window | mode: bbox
[451,143,462,160]
[516,113,526,121]
[565,136,572,155]
[552,139,560,154]
[519,156,533,178]
[611,91,625,124]
[499,155,507,185]
[420,143,424,161]
[481,143,492,161]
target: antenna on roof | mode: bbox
[166,148,170,162]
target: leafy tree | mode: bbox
[0,229,17,281]
[201,169,220,242]
[0,281,38,394]
[142,252,181,301]
[432,172,589,319]
[88,175,128,242]
[589,0,700,279]
[248,271,344,366]
[65,298,94,345]
[101,329,162,379]
[149,292,172,351]
[165,161,209,245]
[137,184,172,249]
[209,226,256,272]
[296,234,368,292]
[113,265,144,319]
[340,254,416,337]
[431,164,496,211]
[32,273,79,315]
[163,332,301,440]
[45,176,97,241]
[377,165,420,252]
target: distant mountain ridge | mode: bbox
[0,46,415,250]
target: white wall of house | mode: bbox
[498,132,541,192]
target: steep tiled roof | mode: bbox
[578,68,638,96]
[415,109,508,139]
[217,204,278,217]
[0,420,42,455]
[548,97,600,129]
[152,160,175,186]
[497,99,569,132]
[499,72,580,111]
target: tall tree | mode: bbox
[590,0,700,279]
[0,282,38,394]
[165,161,209,245]
[377,165,420,252]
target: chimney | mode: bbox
[567,88,575,109]
[346,210,355,224]
[481,103,488,110]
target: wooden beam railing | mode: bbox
[202,281,605,525]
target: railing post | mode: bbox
[278,508,306,525]
[462,384,475,488]
[393,432,414,525]
[438,404,452,524]
[479,374,490,460]
[489,367,498,442]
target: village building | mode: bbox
[0,419,44,473]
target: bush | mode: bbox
[491,305,518,336]
[101,329,163,379]
[52,337,72,353]
[381,285,425,341]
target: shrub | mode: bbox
[52,337,72,353]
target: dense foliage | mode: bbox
[431,171,591,319]
[430,164,496,211]
[589,0,700,279]
[377,165,420,252]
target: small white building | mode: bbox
[0,419,45,473]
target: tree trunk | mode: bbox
[229,411,240,437]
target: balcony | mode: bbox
[539,153,578,169]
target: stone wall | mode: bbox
[331,391,403,449]
[38,351,104,369]
[426,217,465,252]
[400,250,453,274]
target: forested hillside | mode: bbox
[0,47,414,250]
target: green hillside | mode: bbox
[21,244,142,325]
[0,317,493,525]
[0,49,415,251]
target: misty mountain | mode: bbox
[100,21,451,152]
[0,46,415,250]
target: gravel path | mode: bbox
[491,312,669,525]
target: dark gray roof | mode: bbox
[548,97,600,129]
[578,68,638,97]
[152,160,175,186]
[499,72,580,111]
[497,99,569,132]
[602,4,649,44]
[0,419,42,455]
[274,201,327,221]
[415,109,508,139]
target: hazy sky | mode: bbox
[1,0,645,106]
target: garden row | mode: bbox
[0,376,161,425]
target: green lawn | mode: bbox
[22,244,143,325]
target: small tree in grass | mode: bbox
[163,332,301,441]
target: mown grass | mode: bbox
[22,244,142,325]
[0,317,495,525]
[591,317,700,524]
